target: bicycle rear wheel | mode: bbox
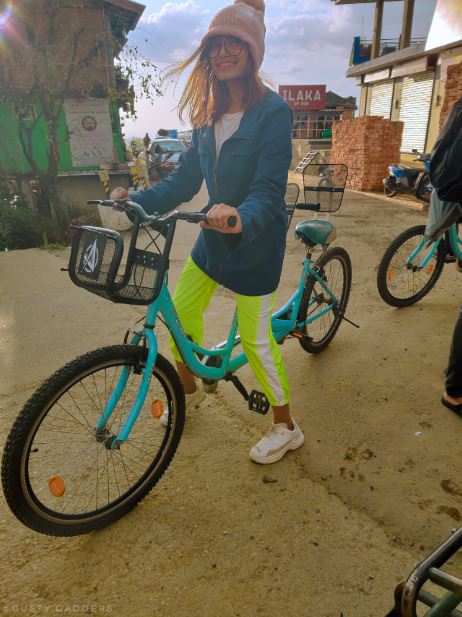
[377,225,445,307]
[296,246,352,353]
[1,345,185,536]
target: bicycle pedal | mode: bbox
[248,390,270,415]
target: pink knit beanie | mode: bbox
[201,0,266,71]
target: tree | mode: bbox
[116,44,162,119]
[0,0,160,228]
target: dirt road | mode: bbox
[1,185,461,617]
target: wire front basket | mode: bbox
[302,163,348,213]
[68,219,168,305]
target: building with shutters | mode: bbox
[334,0,462,159]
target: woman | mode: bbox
[111,0,304,464]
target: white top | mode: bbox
[215,111,244,158]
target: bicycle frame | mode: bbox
[96,250,338,447]
[407,224,462,269]
[389,527,462,617]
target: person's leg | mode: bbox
[444,303,462,405]
[236,293,304,463]
[237,292,291,413]
[169,257,218,393]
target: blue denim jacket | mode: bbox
[131,89,292,295]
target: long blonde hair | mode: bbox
[164,41,267,129]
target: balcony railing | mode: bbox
[350,36,427,66]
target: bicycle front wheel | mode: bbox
[1,345,185,536]
[377,225,445,307]
[296,246,352,354]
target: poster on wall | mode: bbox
[278,85,326,111]
[425,0,462,52]
[64,98,115,168]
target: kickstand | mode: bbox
[342,314,360,328]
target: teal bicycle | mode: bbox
[377,222,462,307]
[2,177,352,536]
[387,527,462,617]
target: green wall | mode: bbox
[0,99,125,175]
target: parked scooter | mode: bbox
[383,150,432,203]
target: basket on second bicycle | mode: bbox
[1,167,354,536]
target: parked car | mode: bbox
[148,138,186,181]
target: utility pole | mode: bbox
[400,0,415,49]
[371,0,384,59]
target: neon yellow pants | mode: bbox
[169,257,290,407]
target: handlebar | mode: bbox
[87,199,237,228]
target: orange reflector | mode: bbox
[426,264,434,274]
[48,475,65,497]
[387,269,394,281]
[151,399,164,419]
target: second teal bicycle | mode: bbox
[377,222,462,307]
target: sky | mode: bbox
[123,0,438,139]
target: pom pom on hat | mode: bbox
[235,0,265,14]
[201,0,266,70]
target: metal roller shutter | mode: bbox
[369,81,393,119]
[399,73,434,153]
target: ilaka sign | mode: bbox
[278,85,326,111]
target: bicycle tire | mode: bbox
[383,185,397,198]
[1,345,185,536]
[377,225,445,307]
[296,246,352,354]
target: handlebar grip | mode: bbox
[201,214,238,227]
[86,199,115,207]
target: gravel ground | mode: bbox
[0,183,461,617]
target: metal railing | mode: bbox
[291,113,340,140]
[351,36,427,65]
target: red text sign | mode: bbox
[278,85,326,111]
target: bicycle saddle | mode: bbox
[295,219,337,246]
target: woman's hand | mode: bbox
[200,203,242,234]
[109,187,129,211]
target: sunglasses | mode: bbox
[204,36,247,59]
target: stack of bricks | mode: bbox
[330,116,404,192]
[440,62,462,129]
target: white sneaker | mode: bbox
[159,387,206,427]
[249,420,304,464]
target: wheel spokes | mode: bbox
[26,362,170,518]
[307,258,345,343]
[386,236,437,299]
